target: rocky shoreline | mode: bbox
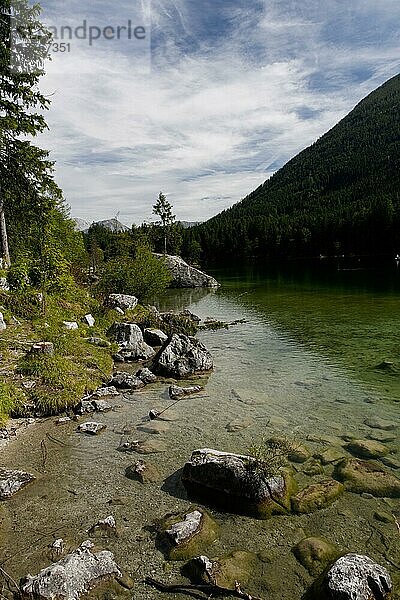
[0,293,399,600]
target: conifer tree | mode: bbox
[0,0,60,265]
[152,191,175,255]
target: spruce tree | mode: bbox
[152,191,175,255]
[0,0,60,265]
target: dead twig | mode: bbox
[40,439,48,472]
[46,433,76,447]
[145,577,264,600]
[0,565,20,592]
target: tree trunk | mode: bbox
[0,186,11,267]
[164,229,167,255]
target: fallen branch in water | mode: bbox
[145,577,264,600]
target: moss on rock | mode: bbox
[293,537,341,576]
[291,479,344,514]
[159,507,219,560]
[186,550,258,590]
[334,458,400,497]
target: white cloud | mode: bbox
[38,0,400,224]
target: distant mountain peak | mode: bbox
[73,217,129,233]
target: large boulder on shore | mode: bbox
[155,254,220,288]
[20,541,121,600]
[181,448,296,518]
[107,294,138,312]
[144,328,168,346]
[155,334,213,378]
[313,554,392,600]
[108,323,155,360]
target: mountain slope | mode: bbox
[194,74,400,261]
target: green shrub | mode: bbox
[247,437,296,479]
[98,245,172,302]
[1,289,42,319]
[7,261,31,292]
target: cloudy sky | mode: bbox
[37,0,400,226]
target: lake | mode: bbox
[1,262,399,600]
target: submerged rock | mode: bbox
[293,537,340,576]
[125,460,161,484]
[291,480,344,514]
[137,420,170,435]
[226,417,254,433]
[88,515,117,538]
[346,439,389,459]
[187,551,258,590]
[302,459,324,477]
[381,455,400,469]
[20,540,121,600]
[317,554,392,600]
[364,416,397,431]
[0,468,35,499]
[181,448,296,518]
[155,254,220,288]
[288,444,311,464]
[107,293,138,311]
[315,448,345,465]
[160,508,219,560]
[108,323,155,360]
[169,384,204,398]
[77,422,106,435]
[367,430,397,443]
[155,334,213,378]
[334,458,400,497]
[375,360,396,372]
[121,439,167,454]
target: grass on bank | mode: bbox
[0,290,126,422]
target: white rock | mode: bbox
[63,321,78,331]
[325,554,392,600]
[0,312,6,331]
[154,254,220,288]
[77,422,106,435]
[108,294,138,311]
[166,510,203,545]
[0,277,9,292]
[21,541,121,600]
[0,468,35,499]
[83,314,95,327]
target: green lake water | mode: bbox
[1,262,399,600]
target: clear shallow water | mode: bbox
[1,264,399,600]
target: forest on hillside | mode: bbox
[187,74,400,264]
